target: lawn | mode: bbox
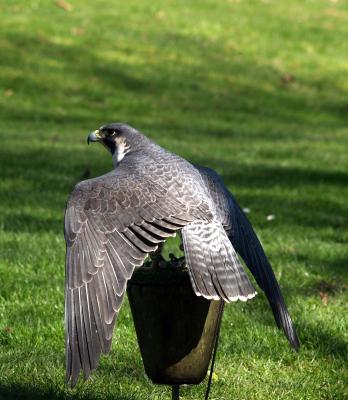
[0,0,347,399]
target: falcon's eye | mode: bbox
[106,130,117,137]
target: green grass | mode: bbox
[0,0,347,399]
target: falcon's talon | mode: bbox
[150,255,165,269]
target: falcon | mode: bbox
[64,123,299,386]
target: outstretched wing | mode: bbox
[64,167,211,386]
[227,198,300,349]
[196,166,300,350]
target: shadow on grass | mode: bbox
[0,348,148,400]
[295,253,348,280]
[297,318,348,361]
[1,212,63,234]
[218,161,348,189]
[0,383,137,400]
[1,30,348,137]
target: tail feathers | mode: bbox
[182,221,257,302]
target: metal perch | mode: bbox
[172,385,180,400]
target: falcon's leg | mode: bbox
[179,233,184,252]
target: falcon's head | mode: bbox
[88,123,142,165]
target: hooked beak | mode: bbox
[87,130,102,144]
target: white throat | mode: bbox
[112,139,131,166]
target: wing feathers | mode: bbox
[81,285,100,371]
[65,192,191,386]
[182,221,257,303]
[75,288,91,378]
[122,229,158,253]
[140,221,176,238]
[65,165,214,385]
[128,225,160,243]
[229,198,300,349]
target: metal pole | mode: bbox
[172,385,180,400]
[205,300,225,400]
